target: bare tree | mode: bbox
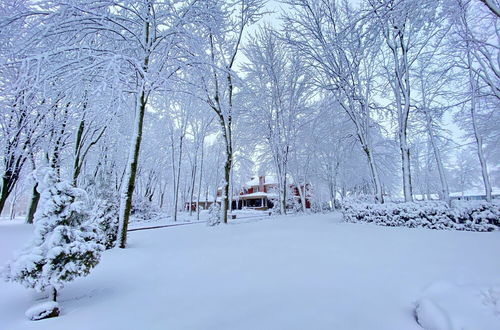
[283,0,385,203]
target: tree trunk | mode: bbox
[471,90,492,202]
[281,174,287,214]
[118,87,147,248]
[218,115,232,224]
[464,18,492,202]
[25,183,40,224]
[9,184,17,220]
[51,287,57,302]
[117,6,151,248]
[363,146,384,203]
[172,135,184,222]
[425,114,450,205]
[400,137,413,202]
[72,117,85,186]
[196,138,205,220]
[222,151,231,224]
[0,168,23,216]
[159,180,167,209]
[188,153,197,217]
[331,160,340,209]
[0,176,10,217]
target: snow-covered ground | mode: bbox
[127,209,274,229]
[1,213,499,330]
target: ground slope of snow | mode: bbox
[415,282,500,330]
[127,209,273,229]
[1,213,499,330]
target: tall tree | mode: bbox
[242,26,312,214]
[369,0,443,202]
[193,0,265,223]
[283,0,385,203]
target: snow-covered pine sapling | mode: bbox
[91,196,119,250]
[2,169,104,306]
[89,173,119,249]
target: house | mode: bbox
[233,176,278,210]
[185,175,312,212]
[185,199,215,212]
[229,176,312,211]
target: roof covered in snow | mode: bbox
[238,192,277,199]
[245,176,277,187]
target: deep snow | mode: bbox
[1,213,499,330]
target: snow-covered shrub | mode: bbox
[286,196,302,213]
[207,203,221,226]
[283,185,301,213]
[270,201,281,215]
[2,169,104,301]
[452,200,500,229]
[131,196,160,221]
[25,301,60,321]
[342,200,499,232]
[91,198,119,249]
[310,201,321,213]
[88,175,119,249]
[311,201,331,213]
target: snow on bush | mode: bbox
[342,200,499,231]
[131,196,160,221]
[25,301,60,321]
[207,203,221,226]
[270,200,281,215]
[88,173,119,249]
[91,197,119,249]
[2,169,104,300]
[310,201,332,213]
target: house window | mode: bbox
[246,198,262,207]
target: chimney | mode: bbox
[259,176,265,192]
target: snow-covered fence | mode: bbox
[342,201,500,232]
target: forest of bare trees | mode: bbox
[0,0,498,247]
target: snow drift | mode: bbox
[415,282,500,330]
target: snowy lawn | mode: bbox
[128,209,273,229]
[1,213,499,330]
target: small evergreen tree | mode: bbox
[88,171,119,249]
[91,197,119,249]
[2,169,104,302]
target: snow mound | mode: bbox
[415,298,452,330]
[25,301,60,321]
[415,282,500,330]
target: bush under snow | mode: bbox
[25,301,60,321]
[207,203,221,226]
[87,172,119,249]
[342,201,500,231]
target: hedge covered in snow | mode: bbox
[342,201,500,232]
